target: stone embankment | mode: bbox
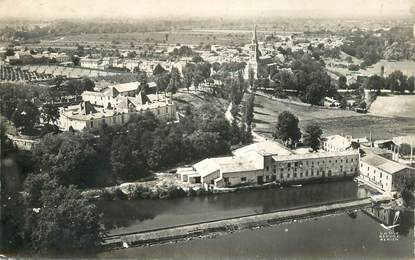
[102,197,377,250]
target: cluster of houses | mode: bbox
[178,134,415,196]
[57,81,176,131]
[0,49,71,65]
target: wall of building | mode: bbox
[201,170,220,186]
[59,103,176,131]
[359,160,393,192]
[221,170,263,187]
[59,116,89,131]
[265,153,359,184]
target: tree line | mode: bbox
[262,52,336,105]
[364,71,415,94]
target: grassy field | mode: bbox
[43,30,253,47]
[253,95,415,140]
[369,95,415,118]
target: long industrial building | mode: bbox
[178,140,360,189]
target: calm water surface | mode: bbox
[96,181,367,235]
[99,209,414,259]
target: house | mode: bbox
[359,153,415,194]
[5,56,20,65]
[80,58,109,70]
[58,84,176,131]
[323,135,352,152]
[15,52,33,64]
[323,97,340,107]
[52,53,71,63]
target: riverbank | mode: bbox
[83,174,358,201]
[101,197,378,250]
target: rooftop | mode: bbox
[193,158,220,177]
[111,81,140,93]
[324,135,351,149]
[361,154,410,174]
[272,150,359,162]
[232,140,292,157]
[214,157,261,174]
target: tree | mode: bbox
[340,97,348,109]
[303,124,323,151]
[137,71,149,94]
[244,94,255,126]
[394,172,415,206]
[273,111,301,147]
[29,184,103,252]
[248,67,255,87]
[154,70,170,93]
[5,48,15,56]
[338,75,347,89]
[191,55,203,63]
[407,76,415,93]
[1,122,15,158]
[386,70,408,93]
[11,100,39,131]
[33,132,100,187]
[166,67,181,98]
[359,101,367,110]
[304,83,326,106]
[365,75,385,92]
[183,70,193,92]
[41,104,59,125]
[293,70,308,93]
[230,119,241,145]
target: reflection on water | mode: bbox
[98,209,414,259]
[364,207,414,237]
[96,181,368,234]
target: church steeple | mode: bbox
[245,24,261,81]
[252,24,258,45]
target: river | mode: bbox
[99,209,414,259]
[96,181,368,235]
[95,180,414,258]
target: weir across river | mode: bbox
[102,197,384,250]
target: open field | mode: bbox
[369,95,415,118]
[253,95,415,140]
[368,60,415,77]
[35,30,254,49]
[326,57,415,79]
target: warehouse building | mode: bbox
[178,140,360,189]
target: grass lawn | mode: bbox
[369,95,415,118]
[253,95,415,140]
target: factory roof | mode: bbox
[361,154,411,175]
[232,140,292,157]
[272,150,359,162]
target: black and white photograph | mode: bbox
[0,0,414,258]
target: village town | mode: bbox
[1,0,415,258]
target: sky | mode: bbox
[0,0,412,20]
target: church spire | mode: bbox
[252,24,258,44]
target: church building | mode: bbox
[245,25,274,80]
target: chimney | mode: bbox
[369,128,373,147]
